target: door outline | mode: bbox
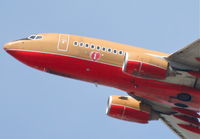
[57,34,70,51]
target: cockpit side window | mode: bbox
[28,34,43,40]
[17,34,43,41]
[35,36,42,39]
[29,35,36,39]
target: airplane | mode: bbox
[3,33,200,139]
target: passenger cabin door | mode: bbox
[57,34,69,51]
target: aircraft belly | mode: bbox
[6,49,200,112]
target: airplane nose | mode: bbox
[3,42,11,50]
[3,41,25,52]
[3,41,24,58]
[3,42,16,51]
[3,41,27,65]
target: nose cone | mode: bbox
[3,42,12,50]
[3,41,24,59]
[3,41,47,72]
[3,41,30,67]
[3,41,19,51]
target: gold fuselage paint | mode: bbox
[4,33,168,69]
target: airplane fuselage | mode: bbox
[4,33,200,112]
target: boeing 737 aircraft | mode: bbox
[3,33,200,139]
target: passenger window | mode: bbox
[91,44,95,49]
[85,43,89,48]
[79,42,84,47]
[119,50,123,55]
[107,48,112,53]
[73,41,78,46]
[102,47,106,51]
[113,49,117,54]
[96,46,101,50]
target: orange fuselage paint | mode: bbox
[3,33,200,112]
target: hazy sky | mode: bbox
[1,0,199,139]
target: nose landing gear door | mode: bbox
[57,34,70,51]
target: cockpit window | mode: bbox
[35,36,42,39]
[17,34,43,41]
[29,35,36,39]
[28,34,43,40]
